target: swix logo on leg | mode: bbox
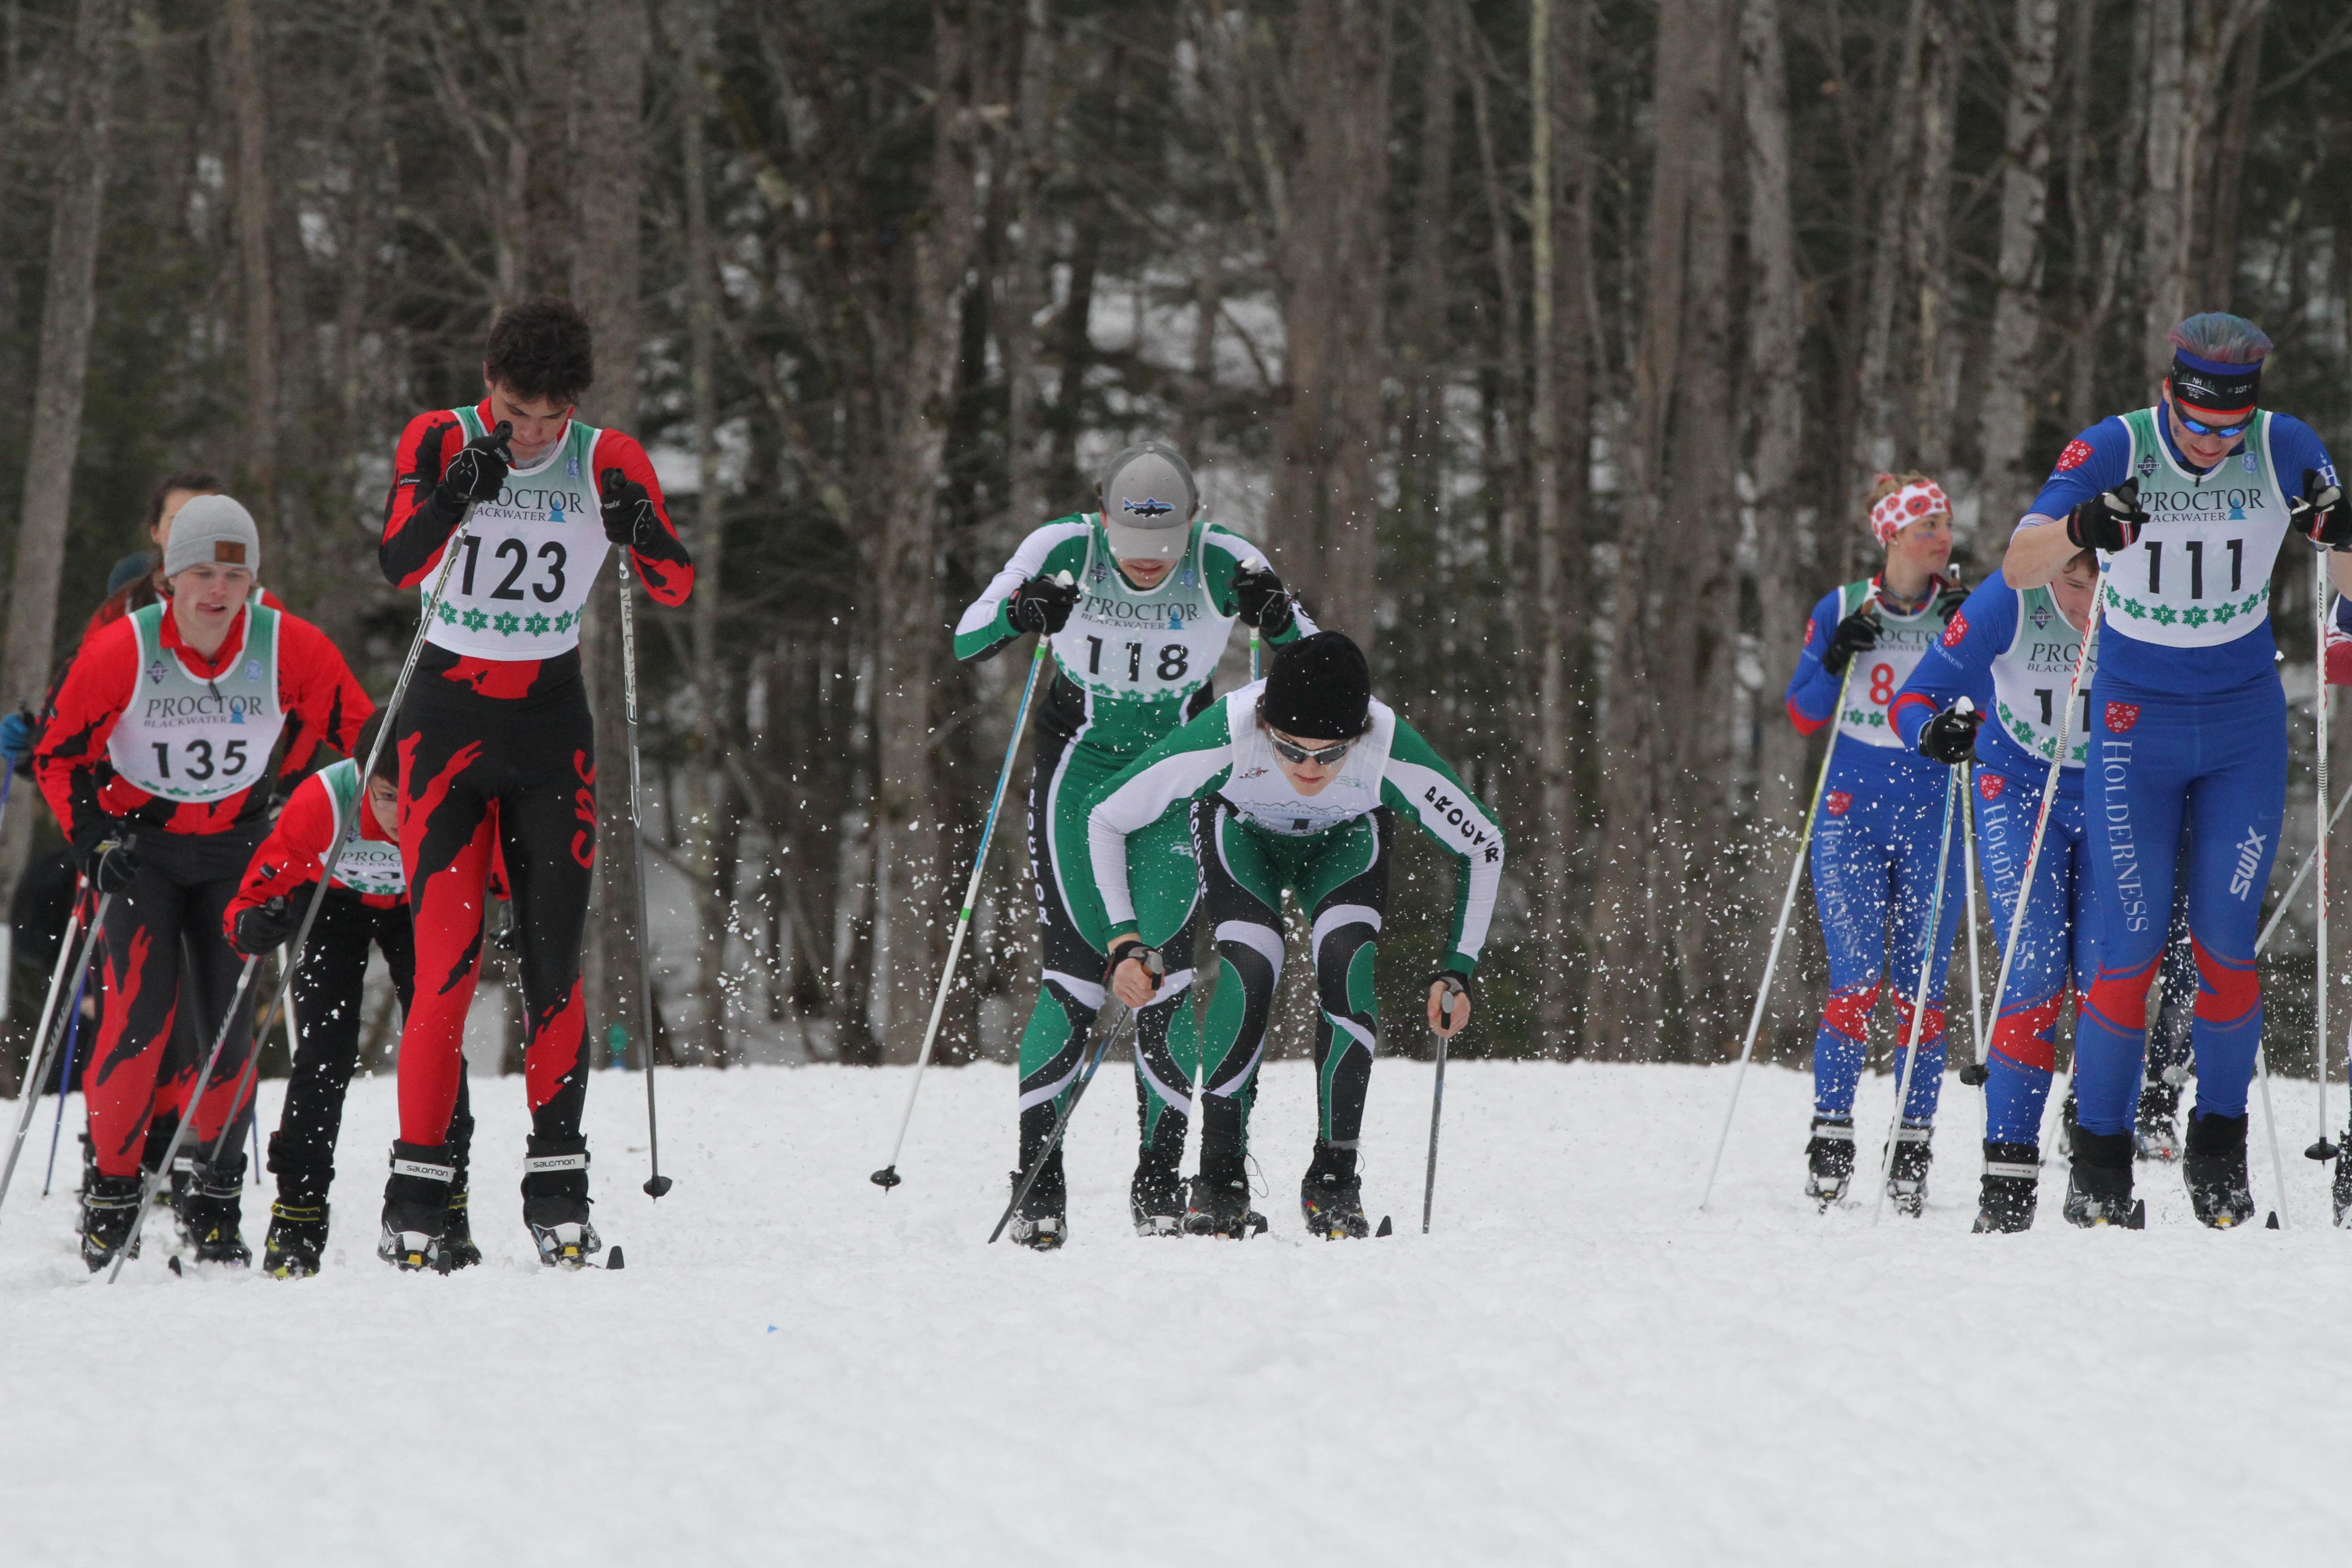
[2104,702,2141,733]
[1826,791,1852,817]
[2229,825,2270,900]
[1977,772,2004,801]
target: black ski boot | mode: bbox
[1129,1159,1185,1238]
[1971,1141,2040,1233]
[521,1134,601,1269]
[2135,1079,2184,1163]
[1006,1143,1067,1250]
[1885,1122,1933,1217]
[442,1106,480,1269]
[379,1141,455,1271]
[79,1174,142,1273]
[2335,1132,2352,1227]
[179,1155,252,1266]
[1299,1141,1370,1239]
[263,1201,328,1278]
[1185,1173,1268,1238]
[1805,1116,1855,1210]
[2182,1111,2255,1229]
[2062,1129,2144,1228]
[2057,1092,2079,1162]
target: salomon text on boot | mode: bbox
[521,1135,601,1269]
[1885,1122,1933,1217]
[379,1141,455,1271]
[1805,1116,1855,1211]
[1130,1158,1185,1238]
[179,1154,252,1266]
[2182,1111,2255,1229]
[2063,1129,2144,1228]
[1299,1141,1370,1239]
[1971,1142,2040,1233]
[79,1174,142,1273]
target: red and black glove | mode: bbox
[2065,480,2149,552]
[2292,470,2352,549]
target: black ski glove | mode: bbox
[1917,701,1985,766]
[1934,582,1969,622]
[1107,936,1163,998]
[1231,563,1296,637]
[1822,608,1881,676]
[231,894,301,959]
[2292,470,2352,549]
[436,421,514,510]
[2065,480,2148,552]
[1006,573,1080,636]
[599,467,658,549]
[88,832,141,896]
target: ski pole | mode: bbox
[39,943,97,1197]
[988,990,1147,1244]
[872,589,1065,1191]
[1872,757,1963,1222]
[1698,590,1877,1210]
[1962,600,2102,1090]
[2313,558,2339,1162]
[1422,979,1463,1233]
[1960,763,1987,1056]
[0,890,108,1226]
[613,550,674,1199]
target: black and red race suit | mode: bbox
[35,600,368,1178]
[378,399,691,1152]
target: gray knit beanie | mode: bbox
[162,494,260,578]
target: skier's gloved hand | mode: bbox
[231,894,301,959]
[1231,561,1297,637]
[2064,479,2148,552]
[0,704,38,767]
[89,833,141,896]
[1822,608,1881,675]
[436,421,514,510]
[2292,469,2352,548]
[1934,582,1968,622]
[598,467,659,549]
[1917,699,1985,766]
[1426,970,1472,1039]
[1107,936,1164,1009]
[1006,573,1080,636]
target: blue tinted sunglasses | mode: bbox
[2177,409,2253,438]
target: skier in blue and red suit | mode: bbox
[1784,471,1968,1215]
[2002,311,2352,1229]
[1893,549,2101,1231]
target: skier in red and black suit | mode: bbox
[376,296,692,1271]
[36,495,368,1270]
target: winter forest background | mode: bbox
[0,0,2348,1088]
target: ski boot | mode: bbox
[1805,1116,1855,1210]
[1299,1141,1370,1239]
[1007,1143,1067,1250]
[179,1155,252,1266]
[263,1200,328,1279]
[379,1141,456,1272]
[1185,1173,1268,1238]
[1971,1142,2040,1233]
[79,1174,143,1273]
[442,1108,481,1269]
[1130,1159,1186,1238]
[2062,1129,2145,1228]
[2335,1132,2352,1227]
[521,1134,602,1269]
[2182,1111,2255,1229]
[2057,1092,2078,1162]
[1885,1122,1932,1217]
[2135,1079,2184,1162]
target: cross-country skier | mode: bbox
[1783,473,1968,1214]
[375,297,693,1270]
[1093,631,1501,1239]
[225,709,485,1278]
[34,495,368,1269]
[954,442,1314,1247]
[1892,549,2100,1230]
[2003,311,2351,1228]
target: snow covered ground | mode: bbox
[5,1057,2352,1565]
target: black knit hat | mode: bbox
[1261,632,1371,740]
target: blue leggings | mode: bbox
[1808,744,1965,1123]
[2078,677,2286,1137]
[1974,764,2093,1144]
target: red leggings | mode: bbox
[393,671,596,1148]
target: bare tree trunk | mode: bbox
[2193,5,2265,311]
[1398,3,1455,526]
[1974,0,2062,534]
[2143,0,2269,374]
[0,0,127,916]
[1909,0,1959,473]
[571,0,649,1066]
[1002,0,1054,530]
[874,3,980,1061]
[225,0,279,567]
[1845,0,1926,507]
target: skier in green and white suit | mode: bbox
[1094,632,1502,1239]
[954,442,1315,1247]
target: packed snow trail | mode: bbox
[5,1059,2352,1565]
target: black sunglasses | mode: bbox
[1269,733,1353,767]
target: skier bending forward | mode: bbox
[954,442,1312,1247]
[1093,632,1501,1239]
